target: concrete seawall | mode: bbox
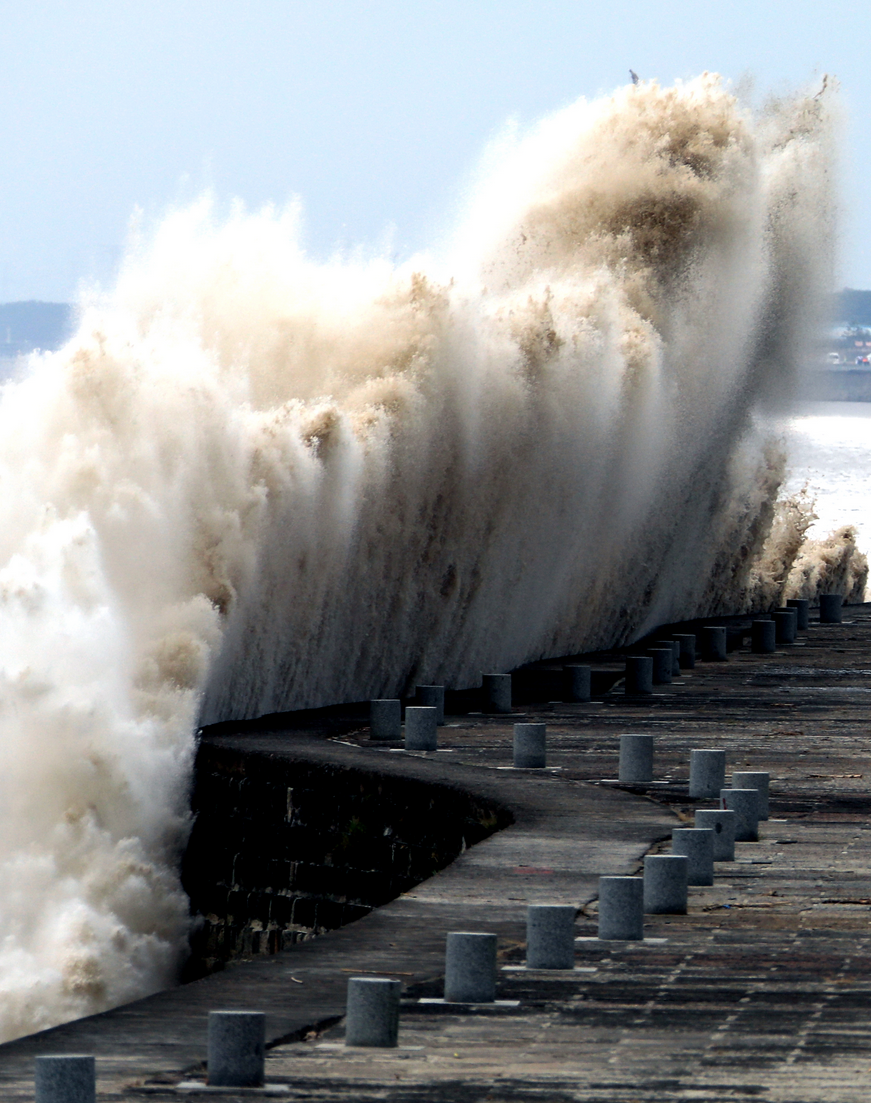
[182,740,512,977]
[3,605,871,1101]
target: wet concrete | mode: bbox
[3,607,871,1100]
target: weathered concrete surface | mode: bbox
[4,606,871,1101]
[0,710,674,1097]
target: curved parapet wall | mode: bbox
[182,733,513,978]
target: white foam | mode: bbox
[0,74,848,1040]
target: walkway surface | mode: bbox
[3,608,871,1100]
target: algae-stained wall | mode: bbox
[182,740,511,978]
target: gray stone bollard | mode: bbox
[207,1011,265,1087]
[695,808,737,861]
[404,706,438,751]
[482,673,512,713]
[673,633,696,669]
[598,876,644,940]
[526,904,576,969]
[701,626,727,661]
[619,733,653,783]
[819,593,843,623]
[35,1056,95,1103]
[647,648,673,685]
[658,640,681,675]
[563,664,591,702]
[370,699,401,740]
[672,828,715,886]
[643,855,688,913]
[786,598,809,630]
[416,685,445,724]
[780,606,799,632]
[513,722,546,768]
[345,977,401,1047]
[731,771,770,820]
[751,619,776,654]
[773,609,797,645]
[721,788,760,841]
[444,932,497,1002]
[625,655,653,695]
[689,748,726,798]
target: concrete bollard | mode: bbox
[773,609,797,646]
[345,977,401,1047]
[625,655,653,695]
[526,904,576,969]
[672,828,715,886]
[643,855,688,914]
[819,593,843,624]
[598,876,644,940]
[482,673,512,713]
[444,932,497,1003]
[689,748,726,798]
[721,788,760,841]
[35,1056,95,1103]
[695,808,737,861]
[404,706,438,751]
[673,633,696,669]
[657,640,681,675]
[647,648,673,685]
[786,597,809,630]
[731,771,770,820]
[563,664,591,702]
[416,685,445,724]
[514,723,546,768]
[619,733,653,783]
[207,1011,265,1087]
[751,619,776,654]
[370,699,401,740]
[701,626,727,661]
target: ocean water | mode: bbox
[0,75,845,1041]
[785,400,871,556]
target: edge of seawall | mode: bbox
[0,724,675,1085]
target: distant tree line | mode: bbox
[1,292,871,356]
[836,289,871,328]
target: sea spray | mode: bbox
[0,75,842,1040]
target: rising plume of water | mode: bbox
[0,75,841,1039]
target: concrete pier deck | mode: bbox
[3,607,871,1100]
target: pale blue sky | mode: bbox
[1,1,868,302]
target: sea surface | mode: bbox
[784,401,871,556]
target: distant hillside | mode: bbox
[0,294,869,354]
[0,301,73,356]
[835,289,871,327]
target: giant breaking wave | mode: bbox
[0,75,861,1041]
